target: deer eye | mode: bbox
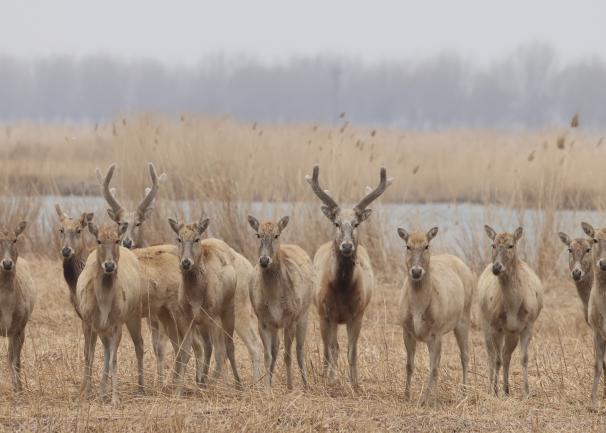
[353,223,359,228]
[115,240,120,244]
[424,245,429,250]
[177,237,182,243]
[274,235,279,239]
[491,244,495,249]
[76,229,82,234]
[59,228,64,234]
[194,238,200,243]
[406,245,411,250]
[13,239,17,244]
[256,233,260,239]
[97,240,101,245]
[334,222,340,228]
[136,222,141,227]
[568,248,573,253]
[587,248,592,253]
[508,245,514,249]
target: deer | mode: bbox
[396,227,474,405]
[0,222,35,392]
[580,222,606,409]
[305,165,392,389]
[76,223,144,406]
[168,216,243,394]
[96,162,169,381]
[558,232,593,323]
[247,215,313,389]
[478,226,543,397]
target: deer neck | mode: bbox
[333,247,357,289]
[408,265,432,307]
[496,259,523,308]
[575,272,593,313]
[594,269,606,293]
[182,263,209,302]
[63,250,87,292]
[0,271,15,289]
[260,253,283,286]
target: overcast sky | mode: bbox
[1,0,604,65]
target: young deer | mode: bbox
[558,232,593,323]
[77,223,144,406]
[306,165,392,389]
[580,222,606,409]
[168,217,242,393]
[247,215,313,389]
[96,162,170,380]
[397,227,474,405]
[0,222,35,392]
[478,226,543,397]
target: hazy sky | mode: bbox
[1,0,604,65]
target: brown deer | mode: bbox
[305,165,391,389]
[77,223,144,406]
[0,222,35,392]
[478,226,543,397]
[96,162,169,380]
[168,217,242,393]
[247,215,313,389]
[397,227,474,405]
[580,222,606,409]
[558,232,593,322]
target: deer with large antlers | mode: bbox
[306,166,392,389]
[96,162,170,380]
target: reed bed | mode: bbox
[0,116,605,431]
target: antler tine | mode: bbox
[96,163,123,213]
[138,162,166,214]
[305,165,339,210]
[355,167,393,211]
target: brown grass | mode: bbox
[0,115,605,431]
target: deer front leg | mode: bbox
[80,323,97,398]
[403,330,417,401]
[519,325,534,397]
[320,317,339,381]
[422,335,442,406]
[502,333,519,396]
[592,332,606,410]
[149,317,167,384]
[258,321,274,388]
[284,324,295,390]
[295,314,309,389]
[126,318,145,395]
[109,325,123,407]
[8,330,25,393]
[346,316,363,390]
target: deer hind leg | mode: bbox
[453,319,470,387]
[8,330,25,393]
[403,330,417,401]
[109,325,123,407]
[346,317,363,390]
[99,334,111,401]
[484,328,503,395]
[258,322,274,387]
[148,317,168,384]
[126,318,145,395]
[234,306,263,384]
[295,314,309,389]
[221,305,242,389]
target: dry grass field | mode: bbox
[0,115,606,432]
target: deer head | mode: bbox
[55,204,94,260]
[168,215,210,272]
[582,222,606,273]
[0,222,27,273]
[306,166,392,257]
[484,225,523,276]
[397,227,438,282]
[558,231,593,282]
[96,162,166,249]
[247,215,289,269]
[88,222,126,275]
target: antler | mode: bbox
[137,162,167,215]
[96,163,123,214]
[354,167,393,212]
[305,166,339,210]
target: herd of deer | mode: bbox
[0,163,605,409]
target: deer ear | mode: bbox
[484,225,497,241]
[321,206,338,221]
[55,204,66,220]
[427,227,439,241]
[80,212,94,227]
[196,218,210,235]
[397,228,409,242]
[558,232,571,247]
[513,227,523,242]
[278,216,289,232]
[357,208,373,222]
[582,222,595,239]
[168,218,181,234]
[247,215,260,232]
[87,222,99,238]
[14,221,27,237]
